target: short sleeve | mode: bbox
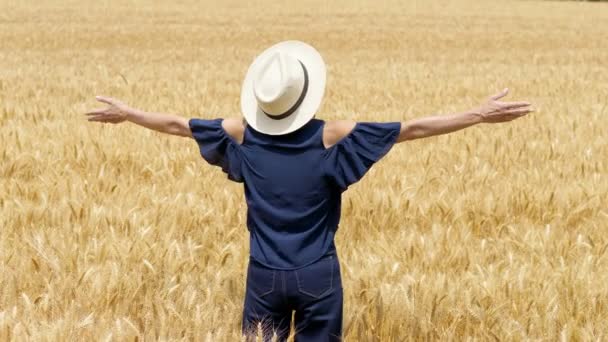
[323,122,401,192]
[189,118,244,183]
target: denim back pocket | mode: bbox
[295,255,335,299]
[247,260,276,297]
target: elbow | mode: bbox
[166,118,191,137]
[399,124,426,142]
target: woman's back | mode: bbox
[189,117,401,269]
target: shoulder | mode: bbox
[221,117,246,145]
[322,120,357,149]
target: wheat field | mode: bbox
[1,0,607,340]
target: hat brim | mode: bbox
[241,41,326,136]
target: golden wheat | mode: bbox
[1,0,607,340]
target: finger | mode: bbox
[501,101,531,109]
[95,96,114,105]
[505,108,534,116]
[87,115,109,122]
[85,108,107,115]
[490,88,509,101]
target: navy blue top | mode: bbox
[189,118,401,270]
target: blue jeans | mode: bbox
[242,251,343,341]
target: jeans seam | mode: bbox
[282,271,288,303]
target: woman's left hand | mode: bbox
[85,96,131,124]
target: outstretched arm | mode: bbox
[322,88,533,149]
[85,96,192,137]
[397,88,533,142]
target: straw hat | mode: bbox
[241,41,327,135]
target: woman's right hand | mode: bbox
[475,88,534,123]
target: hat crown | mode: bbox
[253,52,306,117]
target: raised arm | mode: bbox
[397,88,533,142]
[85,96,192,137]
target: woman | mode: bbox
[85,41,532,341]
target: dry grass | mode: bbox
[1,0,607,340]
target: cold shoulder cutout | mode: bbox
[323,122,401,192]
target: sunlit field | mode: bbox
[1,0,607,340]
